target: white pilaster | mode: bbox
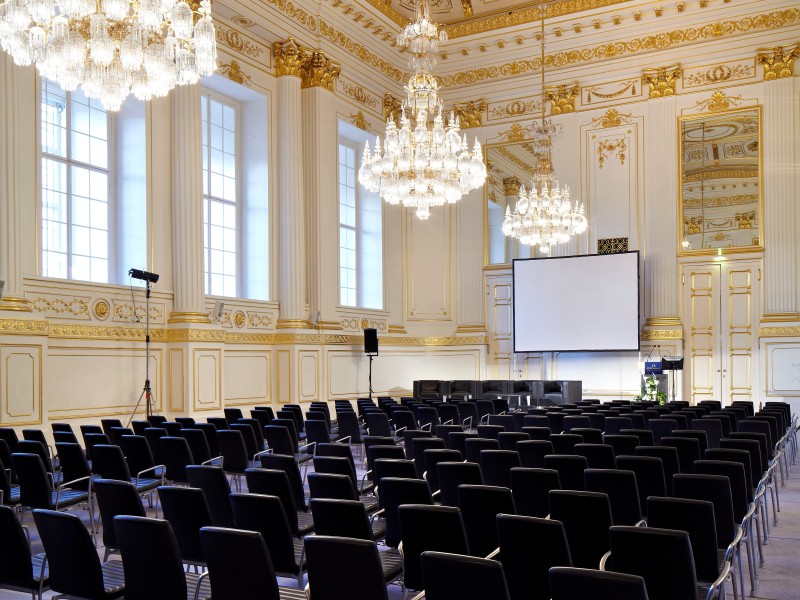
[456,188,486,330]
[384,203,405,332]
[644,96,680,322]
[763,77,798,317]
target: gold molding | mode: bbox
[642,65,681,99]
[503,177,521,196]
[276,319,312,330]
[0,296,34,312]
[683,59,755,89]
[498,123,535,143]
[388,324,407,334]
[759,326,800,337]
[215,24,266,59]
[93,300,110,320]
[693,90,744,112]
[645,317,682,327]
[167,328,226,342]
[455,324,486,333]
[761,313,800,323]
[273,38,305,78]
[0,318,50,335]
[545,83,579,115]
[339,80,380,110]
[319,20,405,83]
[453,100,486,128]
[757,44,800,80]
[640,329,684,340]
[301,51,341,91]
[349,111,372,131]
[168,311,212,324]
[591,109,634,129]
[219,60,252,86]
[384,93,403,122]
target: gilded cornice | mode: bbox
[320,20,406,82]
[48,324,169,340]
[438,9,800,87]
[273,38,306,77]
[759,326,800,337]
[640,329,683,340]
[301,51,341,90]
[0,319,50,335]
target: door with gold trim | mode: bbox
[681,259,760,405]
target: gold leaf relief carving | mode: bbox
[31,297,89,316]
[584,79,638,103]
[215,25,264,59]
[113,302,163,323]
[247,312,274,329]
[218,60,251,86]
[498,123,535,142]
[642,65,681,98]
[596,138,627,168]
[349,111,372,132]
[488,98,541,121]
[93,300,110,320]
[340,81,379,109]
[590,109,634,128]
[694,91,744,112]
[453,100,486,128]
[319,21,406,83]
[683,62,754,88]
[757,44,800,80]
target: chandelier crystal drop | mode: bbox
[358,0,485,220]
[0,0,217,111]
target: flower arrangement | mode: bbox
[635,374,666,405]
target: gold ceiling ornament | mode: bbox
[694,91,744,112]
[384,93,403,122]
[545,82,579,115]
[273,38,305,77]
[757,45,800,80]
[219,60,251,86]
[503,177,521,196]
[320,20,405,82]
[349,111,372,131]
[642,65,681,99]
[453,100,486,128]
[301,50,341,91]
[591,109,634,128]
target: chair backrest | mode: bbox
[602,434,639,457]
[646,496,722,584]
[604,417,633,435]
[457,484,516,557]
[130,420,149,437]
[693,459,749,522]
[549,567,649,600]
[476,424,504,440]
[497,432,530,452]
[217,429,249,474]
[143,428,167,463]
[157,485,214,564]
[54,441,91,490]
[374,459,420,501]
[260,453,307,511]
[488,414,515,431]
[543,454,589,491]
[230,423,262,457]
[17,440,52,473]
[620,428,654,446]
[11,452,53,509]
[114,515,189,600]
[93,443,133,481]
[224,407,244,423]
[305,419,332,447]
[163,422,184,436]
[661,437,701,474]
[160,436,194,483]
[178,429,213,465]
[380,477,433,548]
[715,443,759,490]
[365,412,393,437]
[120,435,157,478]
[186,465,234,527]
[32,509,107,598]
[498,514,572,600]
[229,493,299,575]
[516,440,554,469]
[199,526,281,600]
[672,474,736,548]
[671,430,708,454]
[584,468,642,525]
[608,526,698,600]
[367,444,407,479]
[423,449,463,492]
[101,418,124,436]
[464,437,500,464]
[246,468,304,533]
[692,419,723,449]
[108,426,134,447]
[563,416,591,432]
[550,434,584,455]
[307,472,359,505]
[0,504,35,590]
[53,431,79,444]
[309,498,373,540]
[635,446,681,496]
[509,467,560,518]
[479,449,521,488]
[336,411,362,444]
[207,417,229,430]
[148,415,168,427]
[548,490,612,569]
[93,478,146,551]
[614,455,666,517]
[445,431,476,457]
[51,422,74,434]
[305,535,389,600]
[419,551,511,600]
[574,443,616,469]
[396,504,469,591]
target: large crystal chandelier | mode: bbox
[501,2,585,252]
[358,0,486,220]
[0,0,217,111]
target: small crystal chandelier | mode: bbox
[501,2,585,252]
[0,0,217,111]
[358,0,486,220]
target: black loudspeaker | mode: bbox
[364,328,379,355]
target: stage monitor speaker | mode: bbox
[364,328,378,355]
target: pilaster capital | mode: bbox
[544,82,578,115]
[384,93,403,122]
[273,38,305,78]
[757,45,800,80]
[301,51,340,91]
[503,177,521,196]
[453,100,486,128]
[642,65,681,99]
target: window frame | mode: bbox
[338,139,360,308]
[200,87,242,298]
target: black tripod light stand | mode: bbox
[127,269,160,425]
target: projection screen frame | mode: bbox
[512,250,641,354]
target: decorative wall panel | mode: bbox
[1,345,41,425]
[405,207,452,321]
[764,342,800,397]
[193,350,221,411]
[168,348,185,412]
[299,351,319,401]
[224,351,270,405]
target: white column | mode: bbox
[169,83,209,323]
[274,39,307,328]
[0,55,31,312]
[302,51,340,329]
[457,187,486,331]
[644,96,680,321]
[762,76,798,317]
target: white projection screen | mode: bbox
[513,251,640,352]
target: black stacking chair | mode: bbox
[550,567,649,600]
[497,514,572,600]
[520,426,551,441]
[423,449,462,495]
[662,436,702,474]
[549,490,613,569]
[365,412,399,439]
[22,429,52,456]
[93,444,162,502]
[119,435,166,490]
[247,469,315,536]
[434,425,463,446]
[477,424,505,440]
[574,443,616,469]
[498,432,530,451]
[261,453,310,512]
[378,477,433,548]
[464,437,500,464]
[543,454,588,491]
[33,508,124,599]
[158,437,196,485]
[488,414,515,431]
[100,419,124,437]
[129,421,149,437]
[0,455,21,508]
[604,417,633,435]
[305,420,338,448]
[12,453,92,524]
[510,467,560,518]
[621,428,655,446]
[217,430,253,490]
[524,415,551,429]
[186,465,234,528]
[229,493,306,587]
[179,428,221,467]
[17,441,57,482]
[367,444,407,487]
[93,479,146,561]
[399,504,470,594]
[514,439,552,469]
[603,434,640,457]
[307,472,377,515]
[570,428,603,445]
[51,423,74,434]
[480,449,521,488]
[143,428,167,464]
[148,415,168,428]
[458,484,515,557]
[310,498,385,542]
[198,526,309,600]
[647,419,679,446]
[114,516,210,600]
[584,468,643,526]
[615,455,666,517]
[54,442,91,492]
[693,419,724,449]
[635,445,681,496]
[672,429,709,454]
[448,431,478,457]
[231,423,268,463]
[53,431,79,445]
[605,525,729,600]
[419,551,511,600]
[0,504,49,598]
[547,412,566,434]
[563,416,591,432]
[374,459,419,500]
[550,434,583,454]
[107,427,134,447]
[157,485,214,566]
[437,461,483,507]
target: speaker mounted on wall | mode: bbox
[364,328,379,355]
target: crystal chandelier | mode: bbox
[358,0,486,220]
[0,0,217,111]
[501,2,585,252]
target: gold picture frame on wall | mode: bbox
[678,106,763,256]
